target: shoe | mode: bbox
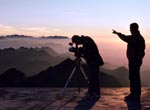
[124,94,140,101]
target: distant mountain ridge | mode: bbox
[0,34,69,39]
[101,66,129,86]
[101,66,150,87]
[0,34,33,39]
[0,47,67,76]
[1,46,149,87]
[39,35,69,39]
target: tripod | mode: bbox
[59,57,89,97]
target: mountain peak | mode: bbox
[114,66,128,72]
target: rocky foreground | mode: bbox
[0,87,149,110]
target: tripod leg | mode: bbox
[74,66,89,94]
[59,66,77,97]
[79,66,88,82]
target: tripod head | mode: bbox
[69,35,85,60]
[68,43,82,65]
[68,42,83,58]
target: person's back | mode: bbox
[81,36,104,66]
[126,32,145,61]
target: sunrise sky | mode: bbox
[0,0,150,40]
[0,0,150,70]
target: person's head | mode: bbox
[130,23,139,35]
[71,35,82,45]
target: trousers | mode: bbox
[129,60,142,97]
[87,63,100,96]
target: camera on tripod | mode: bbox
[68,42,77,52]
[68,42,83,58]
[59,40,88,97]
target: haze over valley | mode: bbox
[0,35,150,86]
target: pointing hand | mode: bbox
[112,29,118,34]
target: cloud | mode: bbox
[21,27,50,32]
[0,24,13,29]
[20,27,63,36]
[0,24,63,36]
[0,24,17,35]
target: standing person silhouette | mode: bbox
[112,23,145,101]
[71,35,104,100]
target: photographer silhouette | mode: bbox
[71,35,104,100]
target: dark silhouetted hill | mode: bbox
[0,58,122,87]
[27,58,77,87]
[0,68,26,86]
[28,58,122,87]
[101,66,129,86]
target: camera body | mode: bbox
[68,42,83,57]
[68,42,77,52]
